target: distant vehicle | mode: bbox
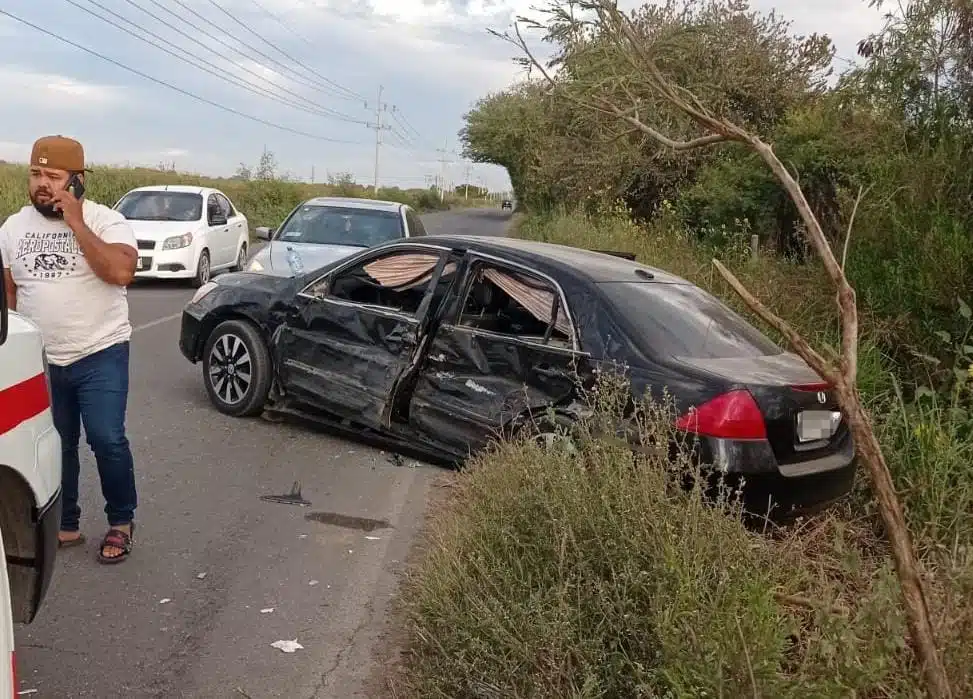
[114,185,250,287]
[0,246,61,641]
[246,197,427,277]
[178,235,855,519]
[501,200,513,210]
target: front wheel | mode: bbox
[202,319,272,417]
[192,249,211,288]
[231,242,248,272]
[512,411,578,454]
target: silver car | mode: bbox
[246,197,428,277]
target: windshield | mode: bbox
[598,281,782,359]
[115,191,203,222]
[275,205,404,247]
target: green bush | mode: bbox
[398,374,971,697]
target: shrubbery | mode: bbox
[398,372,973,696]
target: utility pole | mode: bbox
[310,164,315,184]
[464,162,473,199]
[436,138,450,202]
[366,85,392,194]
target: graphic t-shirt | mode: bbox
[0,200,138,366]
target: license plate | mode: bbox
[137,257,149,270]
[797,410,841,442]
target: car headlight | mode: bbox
[189,281,218,305]
[248,258,264,271]
[162,233,193,250]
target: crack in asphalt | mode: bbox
[307,598,377,698]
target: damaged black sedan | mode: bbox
[178,235,855,515]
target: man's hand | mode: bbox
[51,189,85,230]
[50,196,137,286]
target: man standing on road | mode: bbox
[0,135,139,564]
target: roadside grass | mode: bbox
[395,210,973,697]
[0,162,457,230]
[397,374,972,696]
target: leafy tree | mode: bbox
[463,0,834,215]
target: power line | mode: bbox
[0,9,368,145]
[131,0,365,120]
[164,0,356,104]
[72,0,365,124]
[205,0,365,103]
[391,109,423,141]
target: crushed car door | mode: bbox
[272,246,452,428]
[408,257,586,455]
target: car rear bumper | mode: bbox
[736,460,857,518]
[695,434,856,516]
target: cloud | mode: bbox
[0,0,886,193]
[0,65,121,109]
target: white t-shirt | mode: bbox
[0,200,138,366]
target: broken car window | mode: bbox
[459,264,571,346]
[327,252,453,316]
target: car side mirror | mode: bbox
[209,209,228,226]
[255,226,273,240]
[0,247,8,346]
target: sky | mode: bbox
[0,0,887,192]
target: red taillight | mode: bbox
[674,389,767,440]
[11,651,16,694]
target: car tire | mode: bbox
[231,242,247,272]
[202,319,272,417]
[512,411,578,453]
[192,249,211,288]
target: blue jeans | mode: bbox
[48,342,137,531]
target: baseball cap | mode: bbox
[30,135,91,172]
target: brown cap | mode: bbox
[30,135,90,172]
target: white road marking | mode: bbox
[132,312,182,334]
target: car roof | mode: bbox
[417,235,689,284]
[126,185,211,195]
[302,197,404,212]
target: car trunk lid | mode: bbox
[673,353,846,465]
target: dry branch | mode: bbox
[502,1,952,696]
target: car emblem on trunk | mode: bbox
[817,391,827,404]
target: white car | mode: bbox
[114,185,250,287]
[0,247,63,696]
[247,197,427,277]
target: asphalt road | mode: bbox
[14,207,513,698]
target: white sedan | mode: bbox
[114,185,250,287]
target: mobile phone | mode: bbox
[66,173,85,200]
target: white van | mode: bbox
[0,246,63,695]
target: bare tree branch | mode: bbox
[841,184,872,271]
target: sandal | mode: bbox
[58,532,85,549]
[97,523,135,564]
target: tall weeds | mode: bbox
[398,371,972,697]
